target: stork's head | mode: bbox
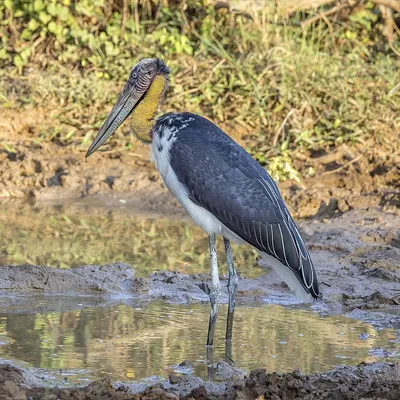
[86,58,169,159]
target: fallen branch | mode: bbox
[272,109,296,146]
[301,1,351,29]
[321,154,364,175]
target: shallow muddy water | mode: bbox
[0,298,399,386]
[0,199,262,277]
[0,199,399,392]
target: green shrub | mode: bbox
[0,0,399,171]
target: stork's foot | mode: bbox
[206,345,216,381]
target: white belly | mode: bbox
[151,128,223,235]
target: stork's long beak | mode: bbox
[85,81,142,160]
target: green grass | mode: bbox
[1,0,399,179]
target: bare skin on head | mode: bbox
[85,58,169,159]
[130,74,167,143]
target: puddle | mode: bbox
[0,300,398,386]
[0,199,399,390]
[0,199,262,277]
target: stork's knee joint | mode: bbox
[228,274,238,290]
[209,282,221,303]
[230,274,239,285]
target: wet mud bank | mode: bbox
[0,361,399,399]
[0,263,147,293]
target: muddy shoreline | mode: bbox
[0,360,399,399]
[1,208,399,309]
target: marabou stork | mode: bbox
[86,58,320,346]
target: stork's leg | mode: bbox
[224,237,238,345]
[207,234,221,346]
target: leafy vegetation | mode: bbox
[0,0,399,178]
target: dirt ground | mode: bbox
[0,108,399,218]
[0,360,399,399]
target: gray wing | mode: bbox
[168,113,320,299]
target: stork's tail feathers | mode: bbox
[260,218,320,302]
[289,219,320,300]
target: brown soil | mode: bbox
[0,361,399,399]
[1,108,399,219]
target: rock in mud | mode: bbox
[342,291,400,310]
[0,263,147,294]
[215,361,246,381]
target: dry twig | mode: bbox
[301,1,352,29]
[321,154,364,175]
[273,109,296,146]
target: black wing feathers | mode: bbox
[168,113,320,298]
